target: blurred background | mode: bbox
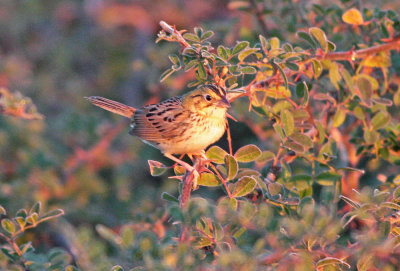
[1,0,399,270]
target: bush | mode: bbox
[1,0,400,270]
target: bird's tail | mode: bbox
[85,96,136,118]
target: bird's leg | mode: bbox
[164,153,200,189]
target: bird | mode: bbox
[85,84,230,186]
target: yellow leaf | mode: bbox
[363,52,391,68]
[342,8,364,25]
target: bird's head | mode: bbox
[183,84,230,116]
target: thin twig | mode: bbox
[248,0,269,37]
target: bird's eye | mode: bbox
[205,94,212,101]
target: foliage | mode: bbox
[1,0,400,270]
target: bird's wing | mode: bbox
[130,96,190,142]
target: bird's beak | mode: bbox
[217,96,231,108]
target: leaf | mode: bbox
[289,133,313,148]
[280,109,295,136]
[316,257,351,269]
[273,62,288,89]
[342,8,364,25]
[160,68,175,82]
[161,192,179,203]
[0,205,5,215]
[197,62,207,79]
[315,120,325,144]
[329,62,341,90]
[311,59,323,78]
[148,160,168,176]
[297,31,317,48]
[1,219,15,234]
[381,202,400,211]
[340,68,355,94]
[224,154,238,180]
[357,254,374,271]
[309,27,328,52]
[356,76,373,106]
[232,176,257,197]
[371,111,390,130]
[240,66,257,74]
[256,151,275,163]
[232,41,249,55]
[238,48,259,62]
[217,45,229,61]
[183,33,200,42]
[339,195,360,209]
[259,34,269,51]
[234,145,262,163]
[40,209,64,222]
[206,146,228,164]
[332,107,347,128]
[284,141,305,153]
[198,173,221,187]
[201,30,214,41]
[29,202,41,215]
[273,123,285,140]
[194,237,213,248]
[316,171,341,186]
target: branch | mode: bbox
[248,0,269,37]
[320,36,400,61]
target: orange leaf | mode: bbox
[342,8,364,25]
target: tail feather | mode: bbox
[85,96,136,118]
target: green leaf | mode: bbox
[371,111,390,130]
[148,160,168,176]
[161,192,179,203]
[201,30,214,41]
[197,62,207,79]
[285,62,299,71]
[0,205,6,215]
[40,209,64,222]
[238,48,259,62]
[111,265,124,271]
[224,154,238,180]
[29,202,41,215]
[281,109,295,136]
[272,62,288,89]
[206,146,228,164]
[234,145,262,163]
[289,133,313,148]
[315,120,325,144]
[217,45,229,61]
[339,195,360,209]
[332,107,347,127]
[26,213,39,225]
[357,254,374,271]
[198,173,221,187]
[232,41,249,55]
[316,257,350,269]
[381,202,400,211]
[364,128,378,144]
[256,151,275,163]
[329,62,341,90]
[309,27,328,52]
[160,68,175,82]
[311,59,323,78]
[316,171,341,186]
[273,123,285,140]
[297,31,317,48]
[340,68,355,94]
[194,237,213,248]
[284,141,304,153]
[357,76,373,106]
[259,35,269,51]
[240,66,257,74]
[183,33,200,42]
[1,219,15,234]
[232,176,257,197]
